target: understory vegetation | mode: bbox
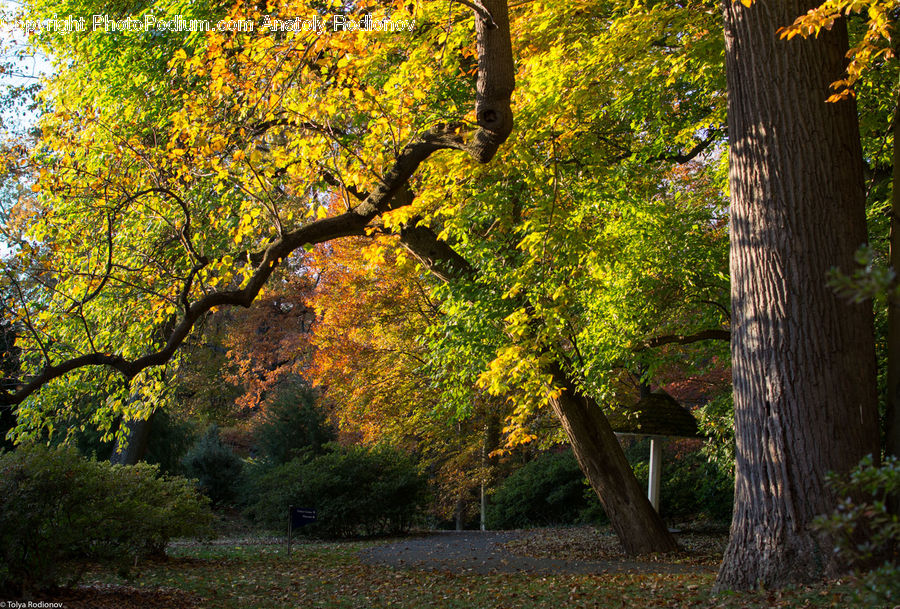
[0,445,213,596]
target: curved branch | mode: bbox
[642,329,731,349]
[76,211,115,308]
[0,0,515,406]
[454,0,498,28]
[123,187,205,264]
[658,129,721,164]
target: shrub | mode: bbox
[486,449,605,529]
[661,450,733,522]
[695,391,735,475]
[625,438,734,524]
[625,438,733,523]
[244,443,427,537]
[181,424,243,505]
[143,409,198,475]
[814,454,900,607]
[0,444,212,596]
[487,441,732,530]
[253,379,334,465]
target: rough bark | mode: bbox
[399,225,678,555]
[716,0,881,590]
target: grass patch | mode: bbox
[47,535,872,609]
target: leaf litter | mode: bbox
[25,528,867,609]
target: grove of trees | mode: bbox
[0,0,897,593]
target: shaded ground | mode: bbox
[504,526,727,568]
[30,584,202,609]
[22,530,869,609]
[358,527,724,575]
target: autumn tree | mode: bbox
[219,263,316,411]
[0,0,738,557]
[392,0,729,553]
[307,232,509,527]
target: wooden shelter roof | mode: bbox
[607,392,700,438]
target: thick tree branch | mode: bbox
[455,0,498,28]
[399,221,474,283]
[0,0,515,407]
[643,328,731,348]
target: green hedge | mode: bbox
[0,445,212,596]
[486,449,604,529]
[243,444,427,537]
[624,438,733,523]
[487,443,733,530]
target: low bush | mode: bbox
[486,449,605,529]
[814,454,899,607]
[624,438,733,523]
[487,441,732,530]
[244,443,427,537]
[0,444,212,596]
[181,424,243,505]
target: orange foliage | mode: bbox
[222,264,317,411]
[306,231,438,444]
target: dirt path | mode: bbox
[358,530,716,575]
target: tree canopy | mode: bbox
[0,0,897,592]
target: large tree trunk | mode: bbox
[887,100,900,460]
[716,0,881,590]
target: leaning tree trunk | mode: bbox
[716,0,881,590]
[547,362,678,555]
[399,225,677,554]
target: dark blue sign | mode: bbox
[290,507,317,528]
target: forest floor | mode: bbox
[27,526,876,609]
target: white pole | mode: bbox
[480,482,486,531]
[648,438,662,511]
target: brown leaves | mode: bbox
[35,532,861,609]
[503,526,727,569]
[32,584,201,609]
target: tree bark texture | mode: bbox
[716,0,881,590]
[887,100,900,460]
[546,362,678,555]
